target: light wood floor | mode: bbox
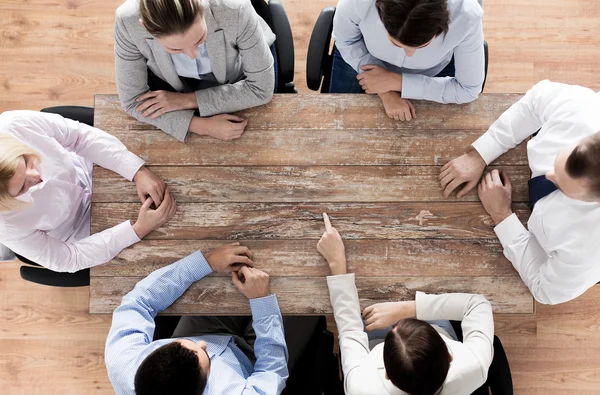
[1,0,600,394]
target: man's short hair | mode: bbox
[134,342,207,395]
[383,318,451,395]
[565,133,600,200]
[375,0,450,47]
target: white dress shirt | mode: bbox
[170,42,213,80]
[472,80,600,305]
[0,111,145,273]
[333,0,485,103]
[327,273,494,395]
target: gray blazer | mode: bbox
[114,0,276,141]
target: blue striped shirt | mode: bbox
[104,251,289,394]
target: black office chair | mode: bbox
[152,315,343,394]
[451,321,514,395]
[306,8,489,93]
[17,105,95,287]
[251,0,297,93]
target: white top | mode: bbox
[327,273,494,395]
[170,42,213,80]
[0,111,145,273]
[333,0,485,104]
[472,80,600,305]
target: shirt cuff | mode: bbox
[471,132,505,165]
[494,213,530,247]
[250,294,281,320]
[180,250,213,281]
[115,220,142,249]
[401,73,425,100]
[118,152,146,181]
[326,273,355,287]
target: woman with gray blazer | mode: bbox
[114,0,276,142]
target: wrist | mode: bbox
[491,210,513,226]
[392,73,403,92]
[132,221,148,239]
[189,116,209,136]
[467,147,486,167]
[329,260,347,276]
[133,166,147,182]
[184,92,198,110]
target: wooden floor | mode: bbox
[1,0,600,393]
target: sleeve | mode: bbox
[401,20,485,104]
[242,295,289,394]
[105,251,213,386]
[18,111,144,181]
[332,0,386,72]
[471,80,567,165]
[114,13,195,142]
[2,220,140,273]
[494,213,589,305]
[194,2,274,117]
[326,273,371,395]
[416,291,494,385]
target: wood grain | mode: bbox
[90,275,534,315]
[91,202,530,240]
[90,239,518,278]
[93,165,531,203]
[94,93,523,132]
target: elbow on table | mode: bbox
[454,84,482,104]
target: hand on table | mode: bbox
[205,242,254,273]
[136,91,197,119]
[133,167,166,207]
[232,266,270,299]
[362,301,417,331]
[190,114,248,140]
[478,169,513,225]
[317,213,347,276]
[440,149,487,198]
[378,92,416,121]
[357,65,402,94]
[132,188,177,238]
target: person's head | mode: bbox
[375,0,449,56]
[139,0,206,59]
[546,132,600,202]
[134,339,211,395]
[383,318,451,395]
[0,136,42,212]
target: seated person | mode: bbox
[114,0,277,142]
[332,0,485,120]
[317,213,494,395]
[0,110,174,272]
[105,243,319,395]
[441,80,600,304]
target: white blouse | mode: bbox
[0,110,145,273]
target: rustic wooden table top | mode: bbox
[90,93,534,315]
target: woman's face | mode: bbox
[7,156,42,197]
[153,16,208,60]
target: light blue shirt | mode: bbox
[333,0,485,104]
[171,42,213,80]
[105,251,289,395]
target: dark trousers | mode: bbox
[171,315,320,373]
[329,46,456,93]
[148,45,279,94]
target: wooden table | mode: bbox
[90,94,534,315]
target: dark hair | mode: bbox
[139,0,204,37]
[375,0,450,47]
[565,133,600,199]
[134,342,207,395]
[383,318,451,395]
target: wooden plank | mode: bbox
[89,275,534,315]
[92,165,531,203]
[88,127,528,167]
[90,202,530,240]
[94,93,523,132]
[90,239,518,278]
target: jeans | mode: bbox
[328,46,456,93]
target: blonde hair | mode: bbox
[0,135,41,212]
[140,0,204,37]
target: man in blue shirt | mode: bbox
[105,243,316,395]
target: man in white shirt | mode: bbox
[317,213,494,395]
[440,80,600,305]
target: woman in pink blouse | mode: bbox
[0,110,176,272]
